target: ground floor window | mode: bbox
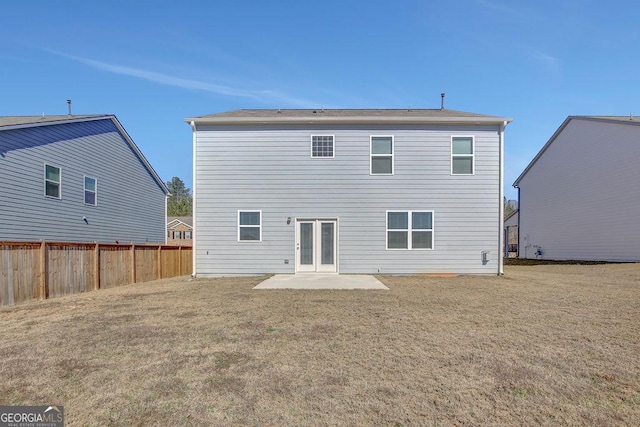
[386,210,433,249]
[238,210,262,242]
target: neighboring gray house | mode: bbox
[0,115,169,243]
[514,116,640,261]
[186,109,512,276]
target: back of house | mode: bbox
[187,109,511,276]
[0,115,168,244]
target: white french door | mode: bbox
[295,219,337,273]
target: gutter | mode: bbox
[498,121,507,275]
[185,116,513,127]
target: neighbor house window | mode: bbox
[173,231,182,239]
[184,231,192,240]
[84,176,97,206]
[238,210,262,242]
[386,211,434,250]
[451,136,474,175]
[311,135,334,158]
[44,164,61,198]
[371,136,393,174]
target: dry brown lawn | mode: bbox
[1,264,639,426]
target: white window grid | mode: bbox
[386,210,434,250]
[84,175,97,206]
[370,135,394,175]
[44,163,61,199]
[311,135,335,158]
[451,135,475,175]
[237,210,262,242]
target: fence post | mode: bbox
[131,243,136,284]
[178,245,182,276]
[94,242,100,290]
[39,240,47,300]
[157,245,162,279]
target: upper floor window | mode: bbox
[311,135,334,158]
[84,176,97,206]
[238,210,262,242]
[173,231,182,239]
[184,231,192,240]
[371,136,393,175]
[451,136,474,175]
[44,164,61,199]
[387,210,434,250]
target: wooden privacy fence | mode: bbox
[0,241,192,307]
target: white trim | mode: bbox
[451,135,475,175]
[167,219,193,229]
[44,163,62,199]
[83,175,97,206]
[310,134,335,158]
[186,114,513,126]
[237,210,262,242]
[370,135,394,175]
[498,121,506,275]
[386,210,434,250]
[295,218,338,273]
[190,121,197,275]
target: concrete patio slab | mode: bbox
[253,274,388,290]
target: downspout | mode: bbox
[498,121,506,275]
[190,121,197,277]
[164,194,168,244]
[516,185,520,258]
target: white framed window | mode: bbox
[184,231,192,240]
[311,135,335,158]
[238,210,262,242]
[371,136,393,175]
[173,231,182,239]
[44,164,61,199]
[386,210,434,250]
[84,176,97,206]
[451,136,474,175]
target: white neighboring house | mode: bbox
[514,116,640,261]
[187,109,512,276]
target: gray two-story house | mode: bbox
[187,109,511,276]
[0,115,169,243]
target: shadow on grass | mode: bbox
[504,258,626,266]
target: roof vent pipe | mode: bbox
[67,99,72,116]
[440,93,445,110]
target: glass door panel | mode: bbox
[296,219,337,273]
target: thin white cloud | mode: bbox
[49,50,317,107]
[528,48,562,75]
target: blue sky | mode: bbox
[2,1,638,200]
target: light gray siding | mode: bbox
[517,119,640,261]
[0,119,167,243]
[195,124,502,275]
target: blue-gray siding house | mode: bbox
[187,109,511,276]
[0,115,169,243]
